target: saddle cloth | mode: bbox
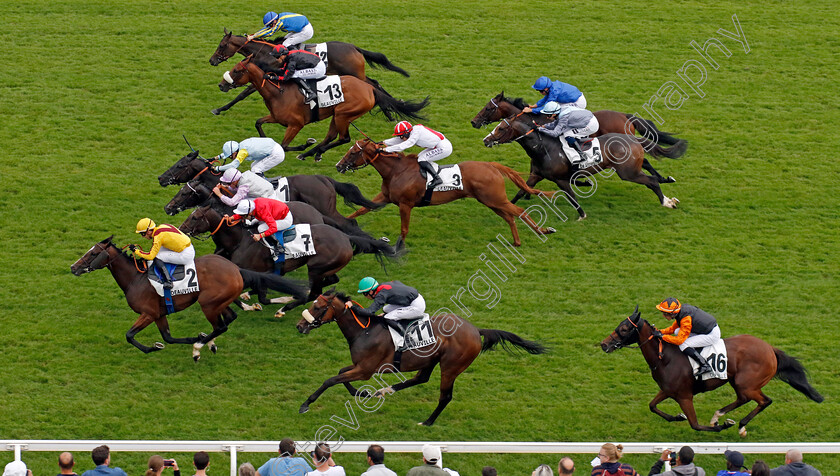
[273,177,291,202]
[262,223,316,259]
[562,137,603,168]
[148,261,199,296]
[300,43,329,67]
[422,163,464,192]
[690,339,728,381]
[316,76,344,108]
[387,314,437,350]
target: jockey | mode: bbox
[536,101,600,165]
[247,11,314,49]
[212,168,279,207]
[655,297,720,377]
[380,121,452,190]
[262,45,326,103]
[522,76,586,114]
[230,198,294,261]
[129,218,195,289]
[349,277,426,334]
[213,137,285,177]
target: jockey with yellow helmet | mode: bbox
[347,277,426,334]
[655,297,720,377]
[379,121,452,190]
[129,218,195,289]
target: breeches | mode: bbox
[155,244,195,265]
[291,62,326,80]
[417,139,453,163]
[678,326,721,350]
[250,144,286,174]
[257,214,295,235]
[382,295,427,320]
[282,24,314,47]
[562,117,600,139]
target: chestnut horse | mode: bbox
[70,236,301,360]
[218,57,428,161]
[601,306,824,435]
[209,30,409,115]
[483,112,679,220]
[336,139,558,249]
[295,290,547,426]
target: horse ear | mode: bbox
[224,27,229,35]
[101,235,114,244]
[499,90,505,98]
[632,304,640,318]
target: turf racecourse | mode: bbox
[2,0,839,474]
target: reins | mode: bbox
[347,300,370,329]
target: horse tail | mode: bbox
[773,347,824,403]
[636,136,689,160]
[355,47,411,77]
[323,176,386,210]
[625,114,685,147]
[490,162,556,198]
[348,234,403,267]
[238,268,309,301]
[372,89,430,122]
[478,329,547,355]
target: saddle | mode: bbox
[150,263,185,284]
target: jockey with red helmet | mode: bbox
[247,11,313,49]
[380,121,453,189]
[655,298,720,377]
[230,198,294,266]
[262,44,325,103]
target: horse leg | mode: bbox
[617,167,678,209]
[734,390,773,438]
[212,85,257,115]
[395,203,413,250]
[648,390,688,422]
[192,304,233,362]
[642,158,676,184]
[674,396,734,432]
[419,362,469,426]
[125,314,165,354]
[297,121,340,161]
[511,173,542,204]
[338,365,370,398]
[278,273,323,317]
[299,365,372,413]
[710,395,750,426]
[347,193,388,219]
[376,365,435,396]
[312,135,351,162]
[555,180,586,220]
[154,316,201,345]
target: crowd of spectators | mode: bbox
[1,443,822,476]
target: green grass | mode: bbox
[2,0,839,475]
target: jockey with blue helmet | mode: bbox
[536,101,600,166]
[523,76,586,114]
[347,277,426,334]
[379,121,452,190]
[213,137,286,177]
[655,297,720,377]
[247,11,314,49]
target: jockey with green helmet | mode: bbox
[129,218,195,289]
[655,297,720,377]
[247,11,313,49]
[347,277,426,333]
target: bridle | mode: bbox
[339,142,387,171]
[302,294,370,329]
[610,315,661,357]
[79,243,117,273]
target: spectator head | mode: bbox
[367,445,385,465]
[59,452,75,471]
[724,450,745,471]
[532,464,553,476]
[422,444,442,468]
[3,461,27,476]
[313,443,331,465]
[238,463,255,476]
[91,446,110,466]
[751,460,770,476]
[599,444,624,464]
[194,452,210,470]
[146,455,165,476]
[279,439,297,457]
[558,457,575,475]
[784,449,803,465]
[677,446,694,465]
[481,467,497,476]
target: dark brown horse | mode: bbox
[295,290,546,426]
[70,236,293,360]
[483,112,679,220]
[336,139,558,248]
[218,57,428,161]
[158,150,383,230]
[178,206,400,316]
[601,306,824,435]
[209,31,409,115]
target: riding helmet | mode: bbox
[222,140,240,158]
[271,45,289,57]
[135,218,156,234]
[220,169,242,184]
[393,121,413,136]
[541,101,563,115]
[233,200,255,216]
[357,277,379,293]
[656,297,682,314]
[532,76,552,91]
[263,11,280,25]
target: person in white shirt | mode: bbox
[360,445,397,476]
[380,121,452,189]
[305,444,345,476]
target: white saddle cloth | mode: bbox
[388,314,437,350]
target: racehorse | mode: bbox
[158,150,383,230]
[483,112,679,220]
[179,206,401,315]
[70,236,303,360]
[218,57,428,161]
[209,30,410,115]
[295,290,547,426]
[336,139,558,249]
[601,306,824,436]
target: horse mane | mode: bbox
[509,97,529,109]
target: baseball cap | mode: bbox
[422,444,442,467]
[3,461,27,476]
[725,450,745,468]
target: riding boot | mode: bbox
[153,258,173,289]
[295,78,317,103]
[683,347,712,377]
[419,161,443,190]
[265,234,285,259]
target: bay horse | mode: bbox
[209,30,409,115]
[70,236,304,360]
[336,139,558,249]
[178,206,401,316]
[158,150,383,230]
[295,290,547,426]
[218,57,428,161]
[601,306,824,436]
[483,112,679,220]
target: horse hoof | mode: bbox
[379,236,390,243]
[193,354,201,362]
[299,404,310,414]
[306,138,317,145]
[544,227,556,234]
[296,154,307,161]
[253,303,263,311]
[676,413,687,421]
[373,386,394,398]
[240,292,251,301]
[667,176,676,183]
[314,157,322,163]
[577,214,587,221]
[275,310,286,319]
[211,109,221,116]
[154,342,165,350]
[418,421,433,426]
[198,332,208,340]
[210,343,218,354]
[739,426,747,437]
[672,197,680,204]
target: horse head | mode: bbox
[158,150,203,186]
[471,91,506,128]
[483,112,548,147]
[219,56,254,92]
[601,305,644,353]
[165,180,211,216]
[297,289,349,334]
[336,140,381,173]
[71,236,116,276]
[179,206,222,237]
[210,29,237,66]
